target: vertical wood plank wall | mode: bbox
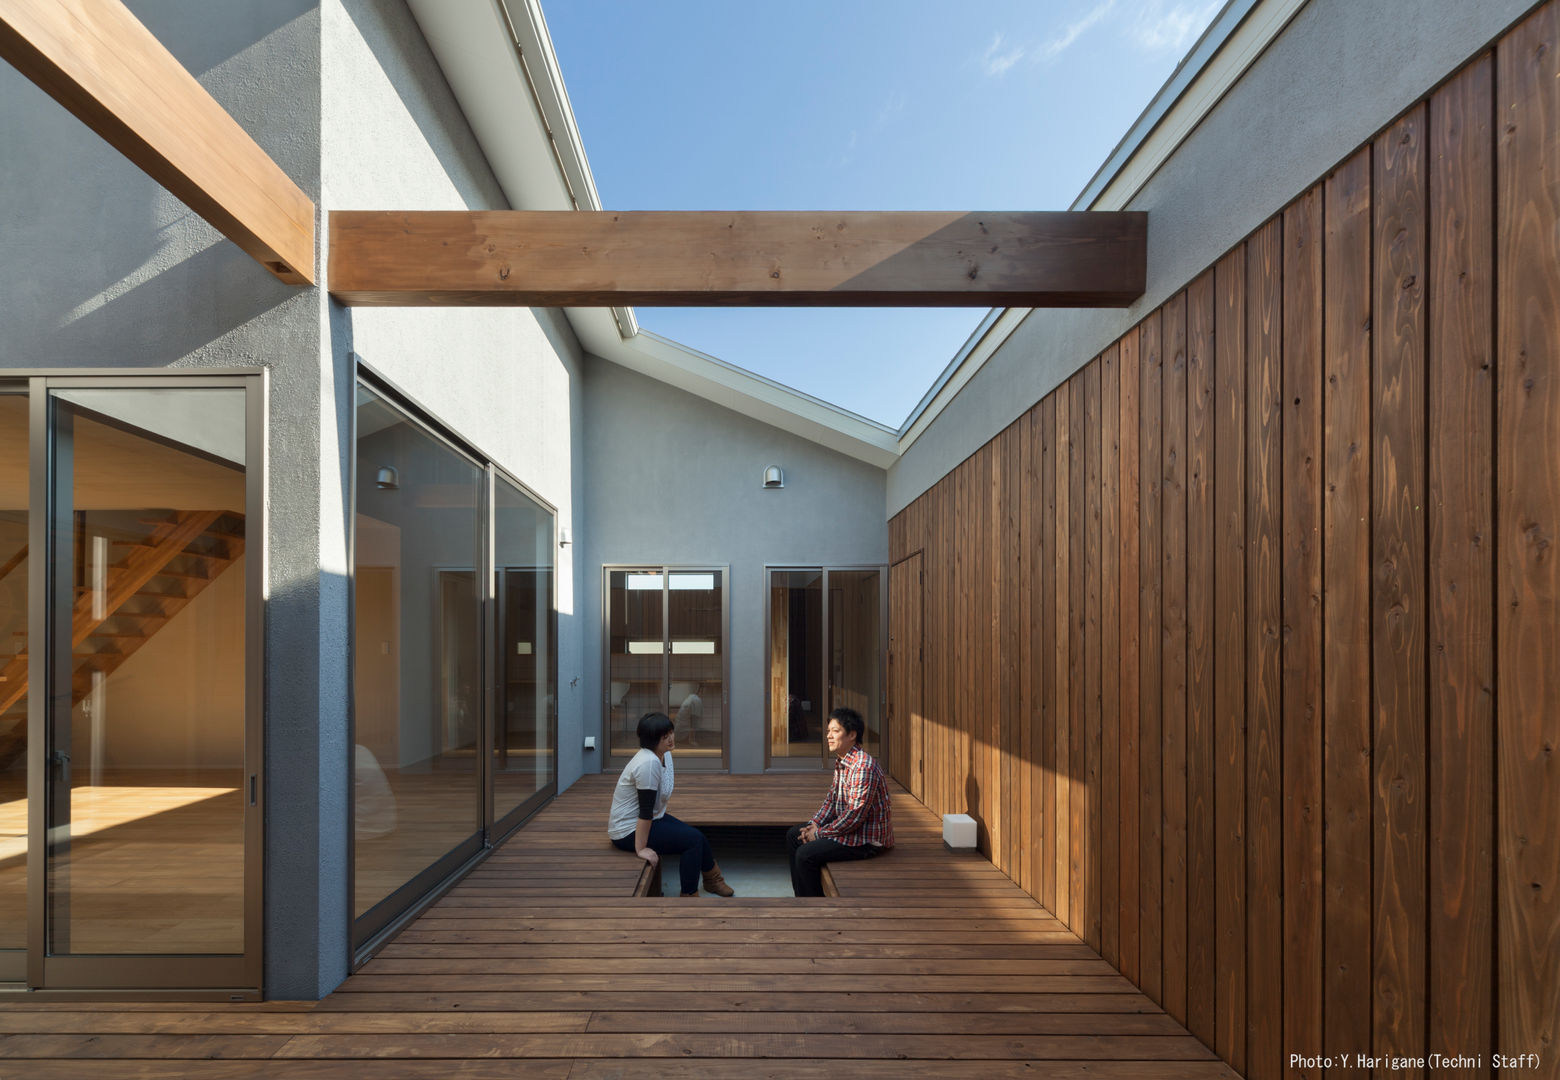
[886,8,1558,1078]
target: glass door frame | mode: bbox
[488,462,559,842]
[601,565,730,772]
[22,370,266,994]
[347,374,489,954]
[0,379,30,985]
[347,364,561,961]
[762,564,889,771]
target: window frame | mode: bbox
[601,564,730,772]
[348,362,560,963]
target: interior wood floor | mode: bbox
[0,771,1234,1078]
[0,770,245,955]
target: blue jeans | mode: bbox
[612,813,715,895]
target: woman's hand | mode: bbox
[638,847,660,868]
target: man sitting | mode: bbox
[786,707,894,896]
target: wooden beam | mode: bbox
[327,210,1146,307]
[0,0,315,284]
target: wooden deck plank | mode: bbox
[312,991,1163,1014]
[267,1032,1220,1060]
[0,773,1230,1076]
[4,1062,1233,1080]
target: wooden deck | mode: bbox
[0,773,1235,1078]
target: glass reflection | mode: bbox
[0,392,28,953]
[47,388,248,955]
[493,477,555,822]
[606,570,663,758]
[830,570,883,755]
[667,572,722,758]
[353,385,482,920]
[768,570,823,760]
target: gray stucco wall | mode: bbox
[581,358,888,775]
[1,0,588,1000]
[888,0,1537,516]
[1,0,338,998]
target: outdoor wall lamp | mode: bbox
[762,465,784,489]
[375,466,399,491]
[559,526,573,547]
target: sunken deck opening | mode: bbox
[635,825,796,899]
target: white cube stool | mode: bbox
[942,813,978,850]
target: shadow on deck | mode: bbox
[0,773,1236,1078]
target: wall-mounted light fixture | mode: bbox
[559,525,573,547]
[762,465,784,489]
[375,466,399,491]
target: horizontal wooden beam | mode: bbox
[0,0,315,284]
[327,210,1146,307]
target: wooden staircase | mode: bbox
[0,510,246,770]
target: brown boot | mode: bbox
[702,863,735,897]
[679,891,699,897]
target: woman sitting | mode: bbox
[607,711,734,897]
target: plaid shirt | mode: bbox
[810,746,894,848]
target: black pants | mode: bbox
[786,823,878,897]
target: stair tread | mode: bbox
[0,510,245,712]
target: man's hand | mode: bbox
[800,823,819,843]
[638,847,660,868]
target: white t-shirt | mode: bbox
[607,748,674,841]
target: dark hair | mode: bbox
[829,707,865,747]
[637,711,674,750]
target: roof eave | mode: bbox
[404,0,1306,464]
[405,0,900,466]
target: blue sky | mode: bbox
[543,1,1223,427]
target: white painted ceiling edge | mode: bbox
[404,0,1302,469]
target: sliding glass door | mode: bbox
[766,566,886,768]
[351,383,484,938]
[41,384,259,990]
[351,375,558,954]
[0,375,264,993]
[604,567,727,769]
[0,386,28,982]
[492,473,556,834]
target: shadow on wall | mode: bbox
[965,773,984,849]
[334,0,504,210]
[31,243,305,366]
[0,2,314,368]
